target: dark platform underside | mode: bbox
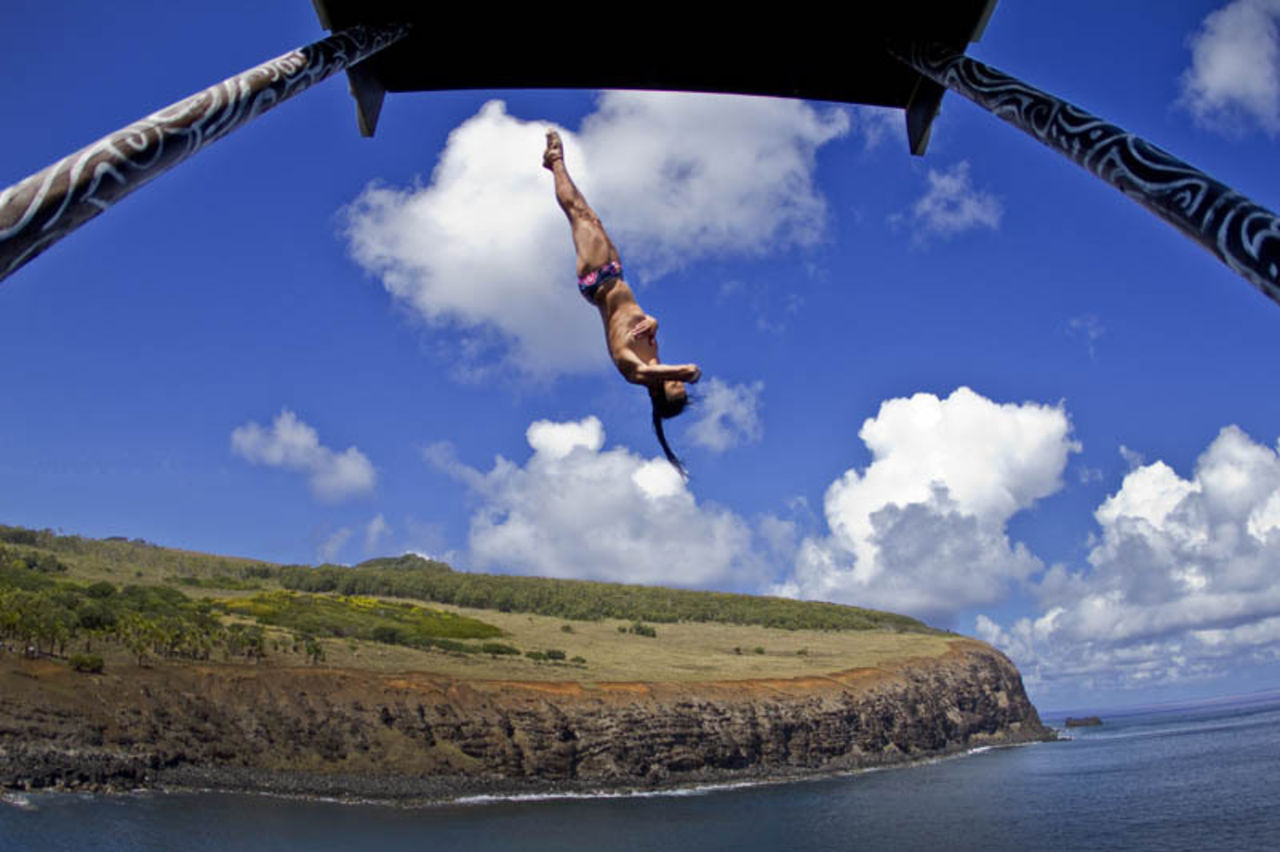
[311,1,994,107]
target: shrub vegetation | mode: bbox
[215,591,504,653]
[69,653,104,673]
[279,555,933,633]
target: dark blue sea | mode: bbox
[4,691,1279,851]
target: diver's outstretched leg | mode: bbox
[544,129,618,278]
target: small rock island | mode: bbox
[1064,716,1103,728]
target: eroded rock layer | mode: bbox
[0,638,1051,800]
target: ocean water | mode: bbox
[3,692,1278,851]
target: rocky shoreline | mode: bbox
[3,742,1049,808]
[1,638,1053,804]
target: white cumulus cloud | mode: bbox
[579,93,849,277]
[1180,0,1280,135]
[426,416,764,588]
[980,426,1280,697]
[230,409,375,501]
[895,161,1002,243]
[686,378,764,452]
[344,93,848,377]
[774,387,1079,621]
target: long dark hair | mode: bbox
[649,385,690,479]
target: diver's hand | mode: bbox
[628,316,658,341]
[628,362,701,386]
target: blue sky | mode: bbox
[4,0,1280,710]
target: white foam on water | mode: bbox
[451,780,764,806]
[1,793,37,811]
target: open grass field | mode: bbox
[305,607,953,682]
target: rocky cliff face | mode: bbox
[0,638,1051,800]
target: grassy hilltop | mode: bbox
[0,524,950,682]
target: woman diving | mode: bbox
[543,129,701,475]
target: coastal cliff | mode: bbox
[0,637,1050,801]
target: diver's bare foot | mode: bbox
[543,129,564,170]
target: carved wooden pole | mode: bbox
[0,23,409,285]
[890,42,1280,308]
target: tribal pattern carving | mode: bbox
[0,23,408,284]
[893,43,1280,308]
